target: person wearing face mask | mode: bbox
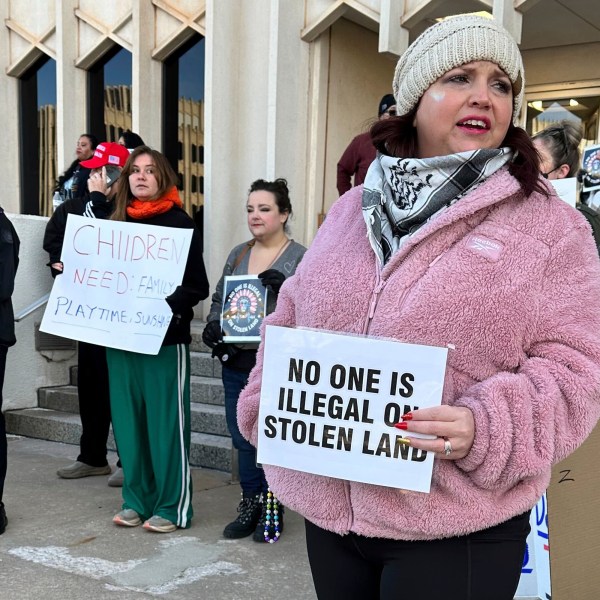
[532,121,582,181]
[104,146,208,533]
[533,123,600,252]
[43,142,130,487]
[336,94,397,196]
[236,15,600,599]
[52,134,99,210]
[202,178,306,542]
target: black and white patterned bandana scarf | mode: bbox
[362,148,512,264]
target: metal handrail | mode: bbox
[14,293,50,322]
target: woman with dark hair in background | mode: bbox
[202,178,306,542]
[106,146,209,533]
[237,15,600,599]
[118,130,145,151]
[52,133,98,210]
[533,122,600,252]
[532,121,582,180]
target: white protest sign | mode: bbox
[40,214,193,355]
[257,326,448,493]
[550,177,577,208]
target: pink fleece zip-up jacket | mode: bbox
[237,167,600,540]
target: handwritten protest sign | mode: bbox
[257,326,448,492]
[40,214,192,355]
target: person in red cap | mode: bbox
[43,141,130,486]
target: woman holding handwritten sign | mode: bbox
[237,16,600,599]
[106,147,209,533]
[202,179,306,542]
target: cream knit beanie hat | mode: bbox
[393,15,524,123]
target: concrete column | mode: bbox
[56,0,88,174]
[0,4,21,213]
[132,1,163,148]
[265,0,310,240]
[305,33,331,242]
[493,0,523,43]
[379,0,408,58]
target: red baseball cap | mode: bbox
[80,142,130,169]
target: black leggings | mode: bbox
[305,511,530,600]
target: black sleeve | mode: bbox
[165,222,210,315]
[0,213,19,302]
[42,202,70,265]
[87,191,115,219]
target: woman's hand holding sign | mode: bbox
[394,405,475,460]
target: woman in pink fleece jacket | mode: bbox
[237,15,600,600]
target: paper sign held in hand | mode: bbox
[40,214,192,355]
[221,275,267,343]
[257,326,448,493]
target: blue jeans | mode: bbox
[222,365,266,495]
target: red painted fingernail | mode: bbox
[394,422,408,430]
[401,412,413,421]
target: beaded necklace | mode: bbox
[263,488,281,543]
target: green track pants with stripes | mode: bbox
[106,343,193,528]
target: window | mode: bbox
[163,34,205,214]
[20,56,56,215]
[88,46,132,144]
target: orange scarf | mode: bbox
[127,186,183,219]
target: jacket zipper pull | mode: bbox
[368,280,385,319]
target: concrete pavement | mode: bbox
[0,435,317,600]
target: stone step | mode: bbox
[5,408,115,449]
[190,432,233,472]
[191,403,228,437]
[71,351,221,383]
[38,385,228,434]
[5,408,233,471]
[39,374,225,414]
[190,375,225,406]
[191,351,222,379]
[38,387,228,437]
[38,385,79,413]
